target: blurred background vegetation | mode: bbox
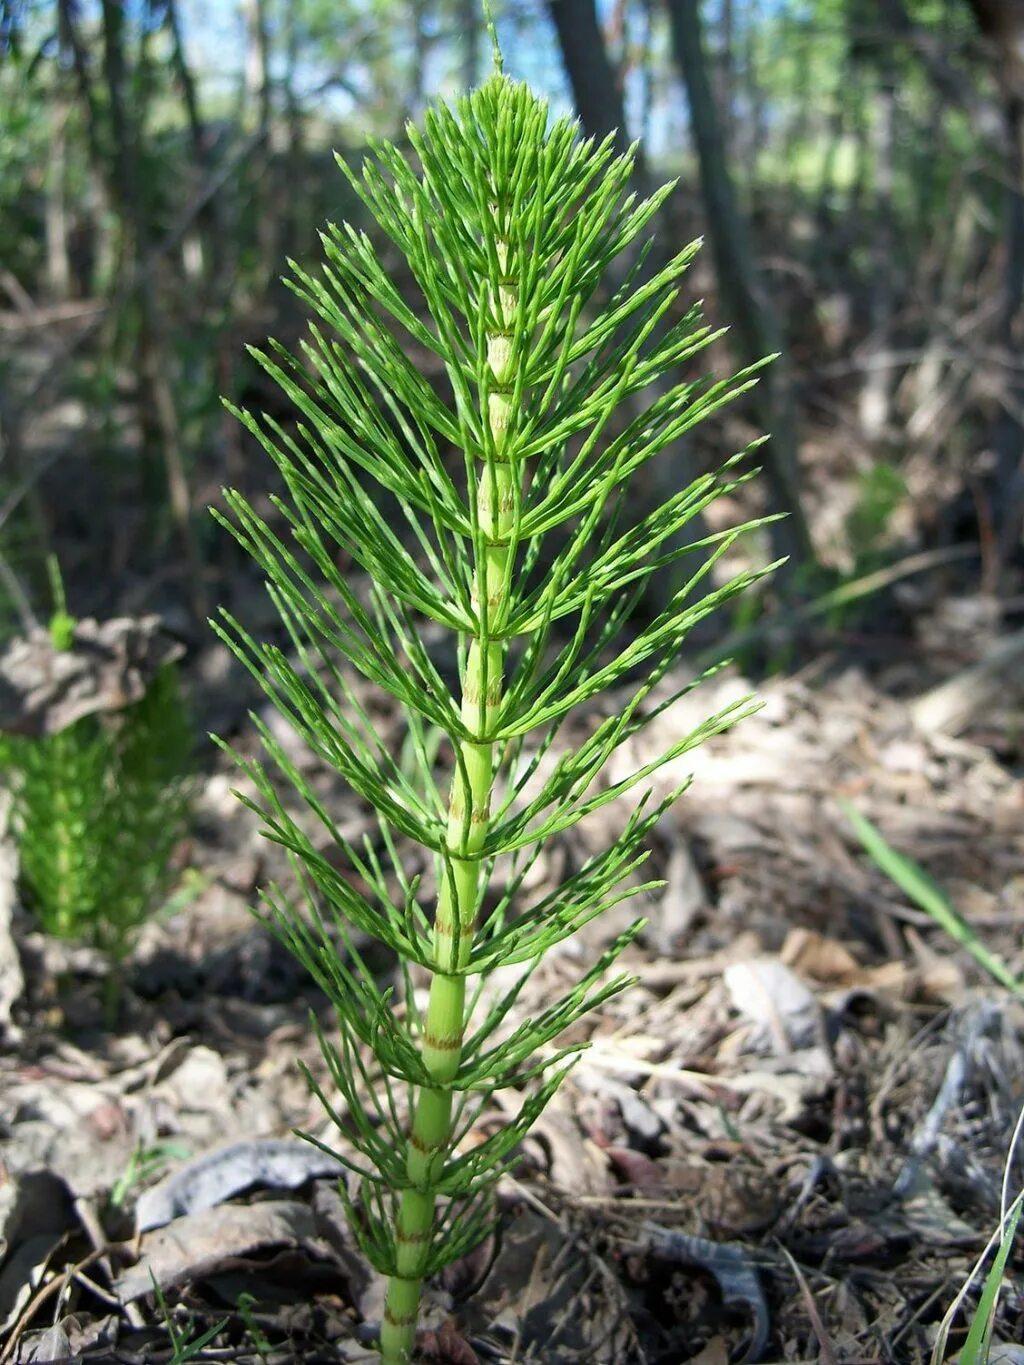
[0,0,1021,659]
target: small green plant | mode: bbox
[150,1275,228,1364]
[930,1116,1024,1365]
[215,60,774,1363]
[819,460,907,635]
[842,800,1024,996]
[109,1140,190,1212]
[847,801,1024,1361]
[0,587,193,1020]
[235,1292,273,1364]
[846,461,906,568]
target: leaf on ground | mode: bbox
[0,1171,78,1330]
[13,1320,73,1362]
[0,617,184,737]
[419,1319,481,1364]
[641,1223,770,1364]
[115,1198,334,1302]
[135,1137,345,1232]
[723,957,820,1052]
[780,928,861,983]
[529,1102,614,1196]
[688,1336,732,1365]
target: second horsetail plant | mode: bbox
[214,64,776,1365]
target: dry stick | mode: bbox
[893,1000,1002,1199]
[810,342,1024,380]
[0,300,105,331]
[778,1244,840,1365]
[0,442,80,633]
[72,1194,113,1265]
[0,269,36,314]
[138,271,209,620]
[0,1247,104,1365]
[0,550,38,634]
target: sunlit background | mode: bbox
[0,0,1020,646]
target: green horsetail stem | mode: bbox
[215,65,775,1365]
[381,233,518,1363]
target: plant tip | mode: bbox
[482,0,503,73]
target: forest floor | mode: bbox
[3,295,1024,1363]
[1,567,1023,1365]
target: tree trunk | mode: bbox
[637,0,656,148]
[665,0,814,574]
[460,0,481,91]
[164,0,222,285]
[45,95,72,300]
[991,97,1024,567]
[243,0,276,290]
[406,0,431,122]
[859,70,897,443]
[716,0,733,156]
[58,0,114,292]
[962,0,1024,566]
[743,0,766,188]
[244,0,271,136]
[546,0,643,173]
[58,0,106,177]
[281,0,306,262]
[100,0,205,617]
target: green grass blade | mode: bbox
[841,799,1023,996]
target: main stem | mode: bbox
[379,244,517,1365]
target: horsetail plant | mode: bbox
[0,564,192,1024]
[214,65,777,1364]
